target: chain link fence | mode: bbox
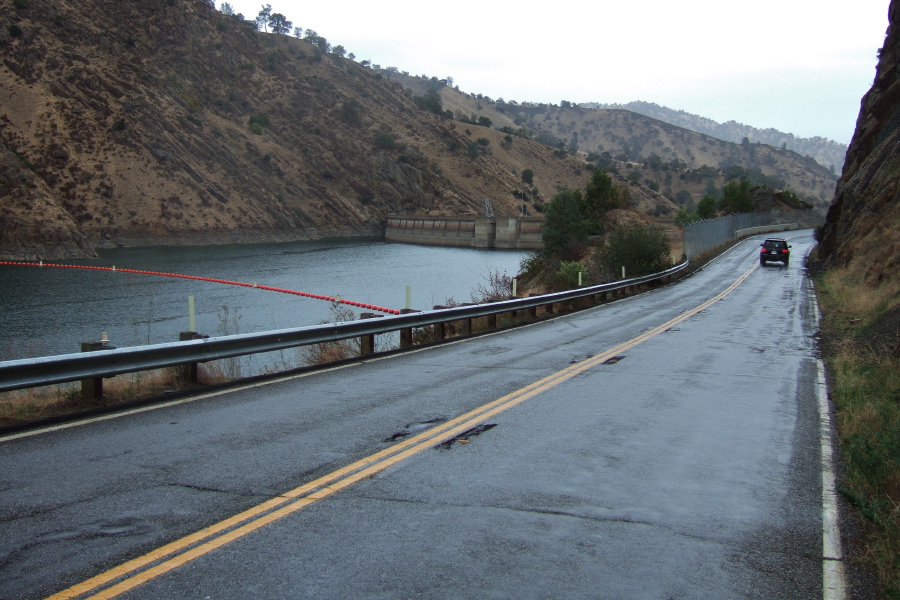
[681,209,824,258]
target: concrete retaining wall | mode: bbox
[735,223,799,238]
[385,216,543,250]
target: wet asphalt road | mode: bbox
[1,232,830,599]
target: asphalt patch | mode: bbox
[437,423,497,450]
[384,417,447,442]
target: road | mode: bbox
[0,232,842,599]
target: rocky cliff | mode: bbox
[819,0,900,289]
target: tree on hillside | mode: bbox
[719,179,753,213]
[704,178,722,200]
[256,4,272,31]
[583,168,629,234]
[331,45,346,58]
[541,190,590,257]
[596,224,671,278]
[303,30,330,52]
[220,3,234,15]
[414,90,443,115]
[521,169,534,185]
[696,194,718,219]
[292,26,303,38]
[268,13,292,34]
[674,207,696,226]
[413,78,446,116]
[538,168,632,258]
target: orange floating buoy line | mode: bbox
[0,261,402,315]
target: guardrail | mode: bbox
[0,261,689,394]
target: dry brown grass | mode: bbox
[821,266,899,327]
[300,339,359,365]
[0,366,228,428]
[817,263,900,597]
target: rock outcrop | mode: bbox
[819,0,900,288]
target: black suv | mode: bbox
[760,238,791,266]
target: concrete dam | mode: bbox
[384,216,544,250]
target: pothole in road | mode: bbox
[437,423,497,450]
[603,355,626,364]
[384,417,447,442]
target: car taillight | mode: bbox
[761,248,766,253]
[782,249,788,254]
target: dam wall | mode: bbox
[385,216,543,250]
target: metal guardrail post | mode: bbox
[399,309,419,348]
[178,332,204,384]
[80,340,115,400]
[359,313,382,355]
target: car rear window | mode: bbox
[764,240,786,249]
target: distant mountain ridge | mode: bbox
[582,101,848,173]
[388,74,837,208]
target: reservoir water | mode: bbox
[0,239,528,363]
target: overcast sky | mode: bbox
[224,0,889,145]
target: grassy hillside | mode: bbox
[584,100,848,173]
[0,0,609,259]
[391,72,837,211]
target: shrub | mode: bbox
[596,224,671,279]
[301,303,371,364]
[472,269,513,303]
[557,261,586,288]
[340,99,364,127]
[248,113,269,129]
[518,253,545,284]
[374,133,395,150]
[249,122,263,135]
[413,90,443,115]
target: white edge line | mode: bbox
[812,282,846,600]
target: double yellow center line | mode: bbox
[47,262,758,600]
